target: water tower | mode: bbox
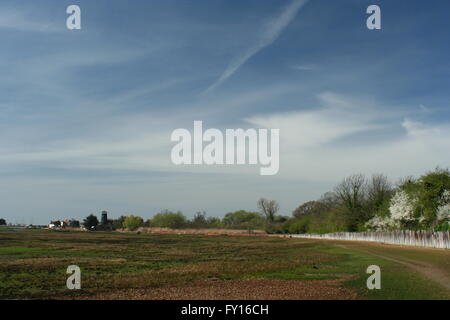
[101,211,108,225]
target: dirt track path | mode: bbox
[334,242,450,291]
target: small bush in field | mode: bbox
[123,215,144,231]
[149,210,187,229]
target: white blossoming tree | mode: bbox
[366,190,418,231]
[389,190,417,222]
[365,215,399,231]
[436,190,450,222]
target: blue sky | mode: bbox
[1,0,449,224]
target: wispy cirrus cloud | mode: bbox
[0,7,59,32]
[205,0,309,93]
[292,64,317,71]
[243,92,450,182]
[246,92,381,150]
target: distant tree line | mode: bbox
[80,197,286,232]
[108,208,272,232]
[79,167,449,234]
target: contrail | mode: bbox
[204,0,309,94]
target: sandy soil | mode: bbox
[83,278,359,300]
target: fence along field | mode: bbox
[291,231,450,249]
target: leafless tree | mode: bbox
[367,174,393,211]
[334,174,367,208]
[319,192,340,209]
[257,198,279,222]
[334,174,367,230]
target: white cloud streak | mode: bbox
[242,92,450,182]
[0,8,59,32]
[205,0,309,93]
